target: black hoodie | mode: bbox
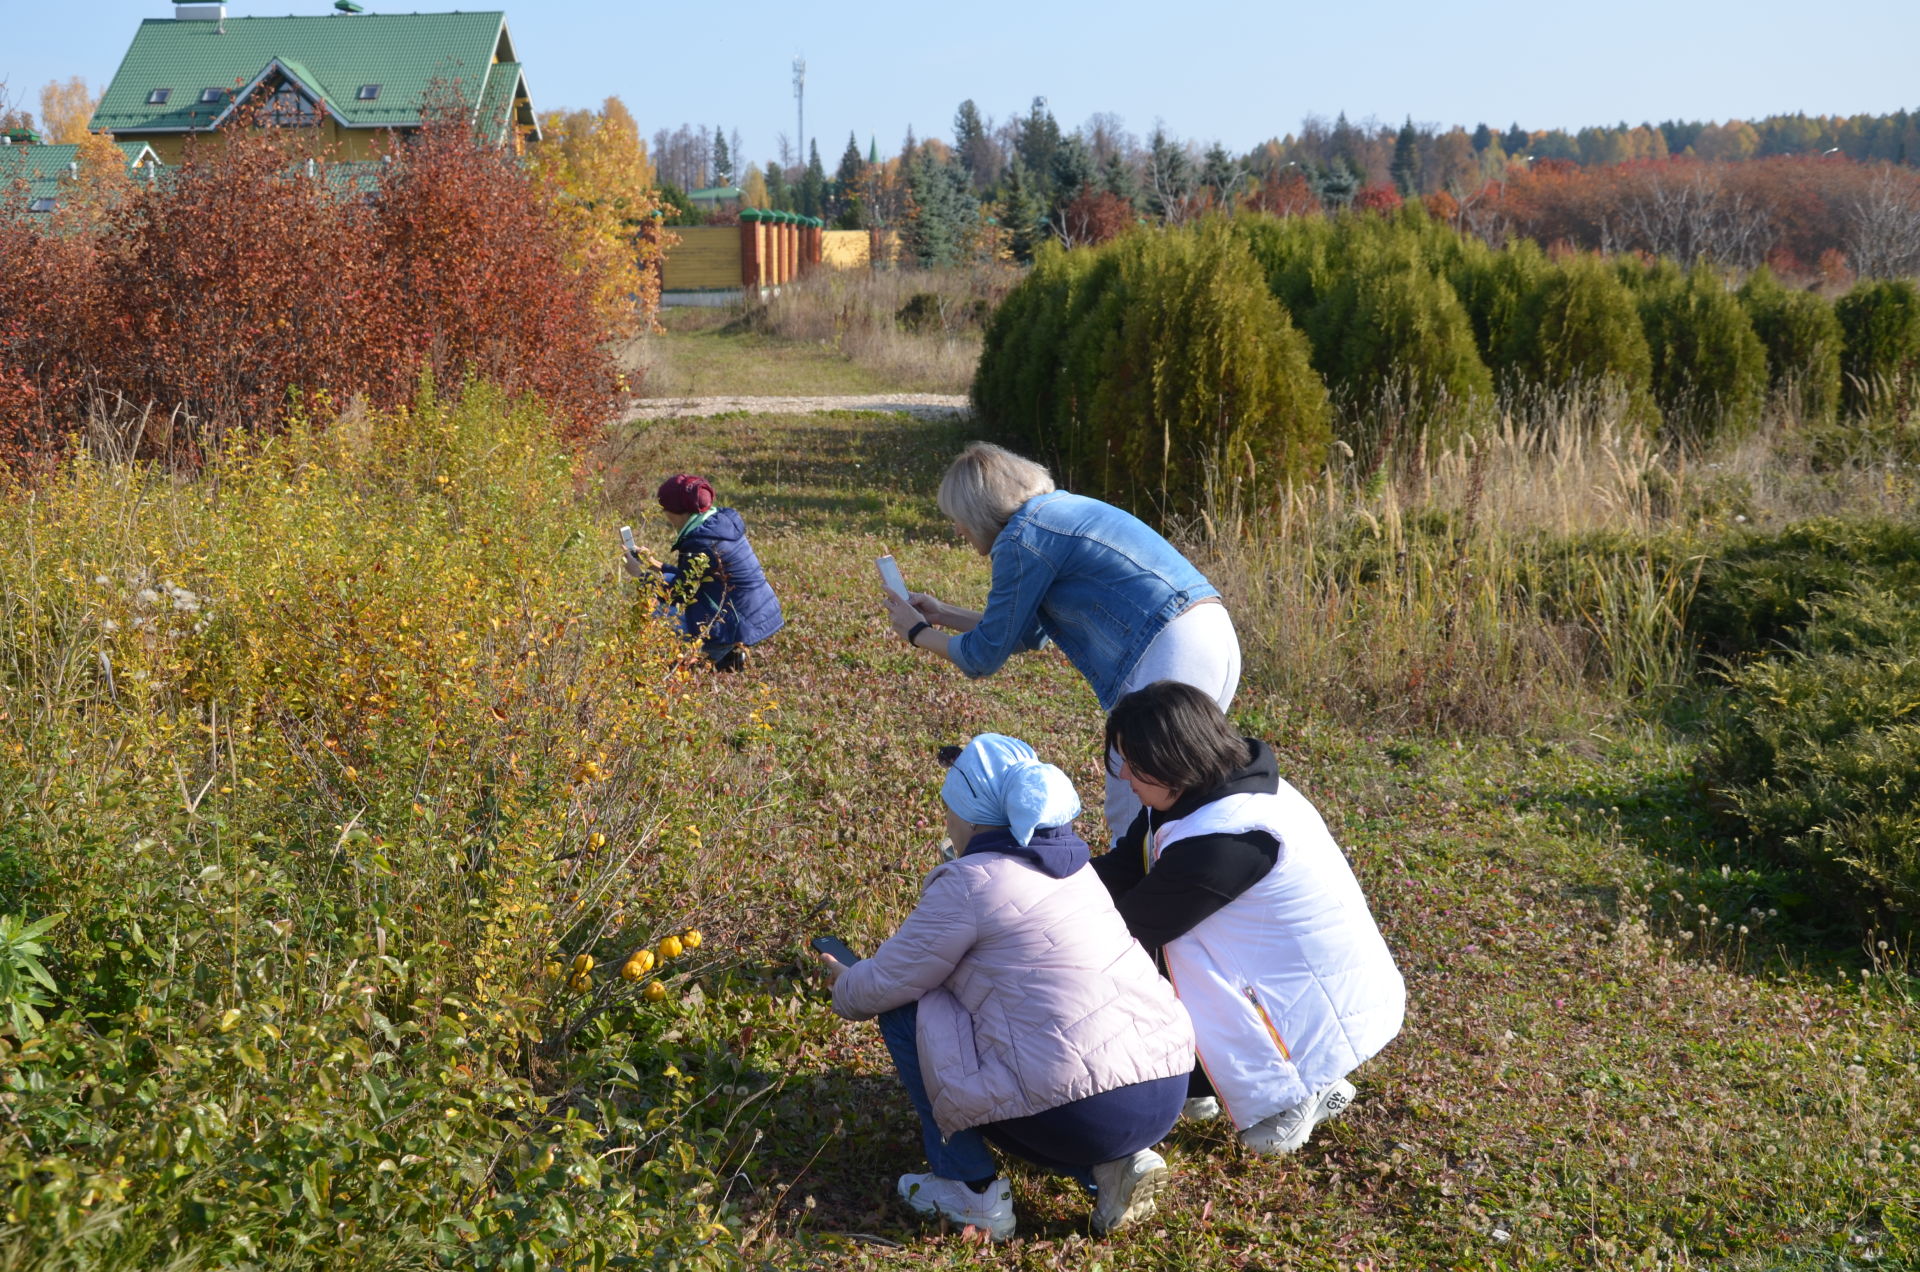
[1090,738,1282,952]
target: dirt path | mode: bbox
[623,393,970,422]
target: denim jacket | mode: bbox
[947,491,1218,709]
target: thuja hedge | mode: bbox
[973,208,1914,515]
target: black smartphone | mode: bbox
[810,935,862,965]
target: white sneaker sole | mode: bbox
[1091,1152,1169,1235]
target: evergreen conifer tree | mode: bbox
[765,161,791,211]
[1051,134,1097,206]
[800,140,827,217]
[1101,151,1141,208]
[1503,122,1528,155]
[1001,159,1047,264]
[1391,118,1422,196]
[904,155,978,267]
[1471,122,1493,153]
[1017,97,1063,199]
[1146,127,1194,221]
[1200,143,1239,200]
[712,126,733,185]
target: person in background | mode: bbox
[1095,680,1405,1155]
[624,473,782,671]
[882,442,1240,841]
[819,734,1194,1240]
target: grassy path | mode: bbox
[607,410,1918,1270]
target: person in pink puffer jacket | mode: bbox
[823,734,1195,1241]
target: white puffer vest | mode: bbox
[1153,782,1405,1129]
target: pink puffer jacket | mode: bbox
[832,844,1195,1138]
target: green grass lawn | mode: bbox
[608,409,1919,1269]
[620,308,901,399]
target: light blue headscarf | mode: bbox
[940,733,1082,845]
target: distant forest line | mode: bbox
[649,102,1920,280]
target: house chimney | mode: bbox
[173,4,228,20]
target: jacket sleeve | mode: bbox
[1090,807,1152,899]
[946,538,1054,678]
[831,866,981,1021]
[1113,830,1278,953]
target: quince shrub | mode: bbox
[0,382,744,1267]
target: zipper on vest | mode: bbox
[1245,985,1291,1060]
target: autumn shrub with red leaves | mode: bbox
[1056,189,1136,247]
[0,99,623,470]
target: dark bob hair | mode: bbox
[1104,680,1249,795]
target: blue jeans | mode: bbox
[878,1004,1105,1188]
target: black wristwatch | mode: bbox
[905,620,932,647]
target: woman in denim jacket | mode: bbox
[883,443,1240,837]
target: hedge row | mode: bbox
[972,208,1920,514]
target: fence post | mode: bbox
[739,208,763,293]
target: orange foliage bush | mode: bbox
[0,99,624,470]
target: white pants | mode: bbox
[1102,600,1242,844]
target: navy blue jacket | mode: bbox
[659,507,784,648]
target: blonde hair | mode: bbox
[937,443,1056,545]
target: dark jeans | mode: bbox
[877,1002,1183,1187]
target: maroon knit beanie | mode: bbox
[657,474,714,514]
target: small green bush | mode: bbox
[1702,588,1920,913]
[1834,277,1920,416]
[1684,517,1920,658]
[1737,266,1843,426]
[1097,223,1331,514]
[1635,263,1768,448]
[1502,253,1656,427]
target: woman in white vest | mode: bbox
[1093,681,1405,1154]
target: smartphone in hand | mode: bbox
[619,525,638,557]
[875,554,908,603]
[810,935,863,966]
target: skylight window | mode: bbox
[200,87,224,104]
[28,197,56,213]
[356,84,382,101]
[147,88,172,105]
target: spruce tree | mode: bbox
[1391,118,1422,196]
[1017,97,1062,198]
[905,155,978,267]
[1146,127,1194,220]
[712,126,733,185]
[765,161,791,211]
[1051,134,1096,205]
[1200,143,1238,200]
[1101,151,1140,208]
[799,140,827,218]
[1503,122,1528,156]
[954,99,988,185]
[1001,159,1047,264]
[1471,122,1493,153]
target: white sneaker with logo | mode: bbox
[1089,1148,1169,1234]
[1237,1078,1357,1155]
[896,1172,1016,1240]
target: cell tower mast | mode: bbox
[792,55,806,163]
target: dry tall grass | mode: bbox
[748,264,1018,393]
[1189,384,1920,736]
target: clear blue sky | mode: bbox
[6,0,1917,162]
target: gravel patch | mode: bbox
[624,393,970,422]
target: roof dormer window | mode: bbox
[28,197,57,213]
[147,88,172,105]
[200,87,224,104]
[356,84,382,101]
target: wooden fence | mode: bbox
[659,211,894,292]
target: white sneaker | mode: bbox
[1089,1148,1169,1234]
[1237,1078,1356,1155]
[1181,1096,1221,1121]
[896,1172,1016,1240]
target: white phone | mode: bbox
[876,554,908,602]
[619,525,638,556]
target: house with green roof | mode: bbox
[89,4,539,164]
[0,140,162,216]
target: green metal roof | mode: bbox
[90,11,531,136]
[0,141,159,212]
[472,60,525,146]
[687,185,745,202]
